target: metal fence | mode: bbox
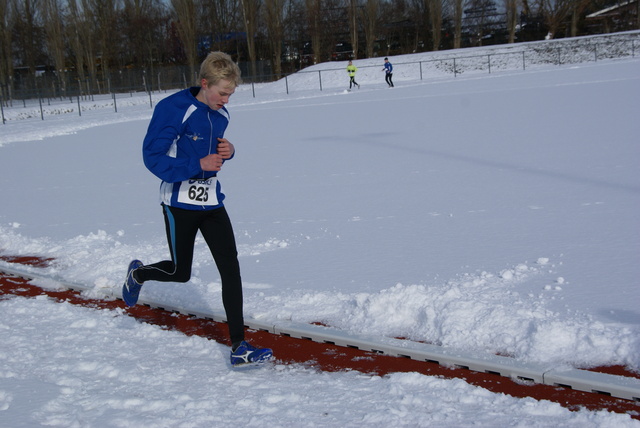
[2,64,193,107]
[2,31,638,124]
[1,59,279,107]
[284,32,638,94]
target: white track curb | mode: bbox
[2,262,639,402]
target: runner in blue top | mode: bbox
[383,57,394,87]
[122,51,272,367]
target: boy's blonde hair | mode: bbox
[199,52,242,88]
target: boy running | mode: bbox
[122,52,272,367]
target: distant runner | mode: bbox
[347,60,360,90]
[383,57,394,87]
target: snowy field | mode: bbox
[1,45,639,426]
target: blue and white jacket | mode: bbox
[142,87,233,211]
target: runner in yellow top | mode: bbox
[346,60,360,90]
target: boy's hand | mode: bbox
[200,153,223,171]
[217,138,235,159]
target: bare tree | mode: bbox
[239,0,261,78]
[171,0,198,83]
[505,0,517,43]
[78,0,100,92]
[200,0,240,55]
[321,0,349,60]
[66,0,89,93]
[541,0,573,38]
[89,0,119,86]
[347,0,359,58]
[463,0,505,46]
[14,0,42,79]
[42,0,67,95]
[429,0,443,50]
[122,0,163,69]
[569,0,590,37]
[410,0,429,52]
[0,0,14,91]
[453,0,463,48]
[265,0,286,77]
[361,0,379,57]
[306,0,322,63]
[122,0,171,94]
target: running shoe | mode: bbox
[230,341,273,367]
[122,259,143,307]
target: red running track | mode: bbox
[0,254,638,420]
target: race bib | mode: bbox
[177,177,219,206]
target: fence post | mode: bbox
[419,61,423,80]
[488,54,491,74]
[522,52,526,71]
[252,81,256,98]
[453,58,457,77]
[77,95,81,116]
[285,75,289,94]
[8,76,13,108]
[318,70,323,91]
[113,92,117,113]
[87,77,93,101]
[1,90,5,124]
[39,93,44,120]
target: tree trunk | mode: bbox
[265,0,284,78]
[454,0,463,49]
[240,0,260,79]
[171,0,198,84]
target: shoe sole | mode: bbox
[231,354,274,368]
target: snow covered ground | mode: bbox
[1,44,639,426]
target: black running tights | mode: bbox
[136,204,245,344]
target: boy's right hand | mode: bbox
[200,153,223,171]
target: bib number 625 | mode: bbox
[177,177,219,206]
[189,184,209,202]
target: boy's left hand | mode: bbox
[217,138,235,159]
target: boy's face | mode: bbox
[198,78,236,110]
